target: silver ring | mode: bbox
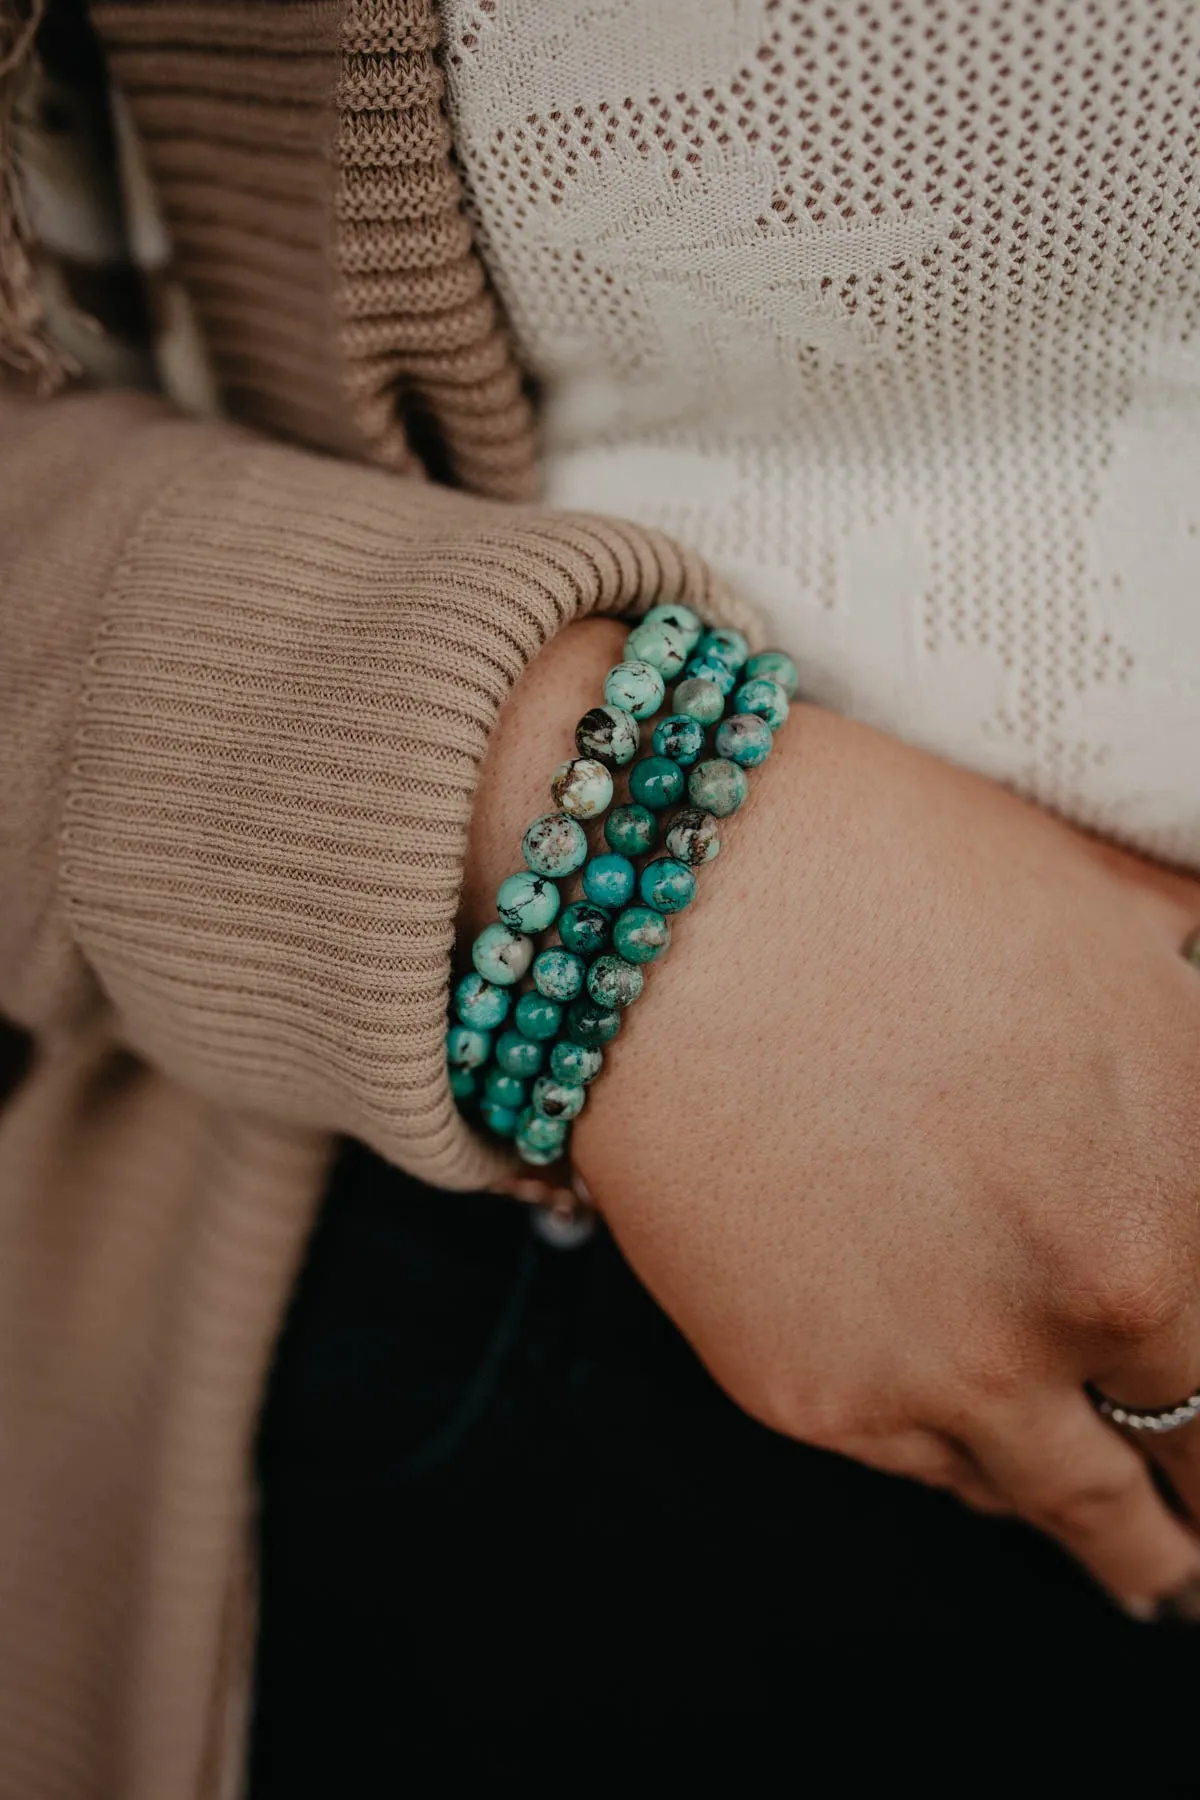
[1089,1384,1200,1436]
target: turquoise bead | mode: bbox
[496,869,560,934]
[733,677,789,732]
[550,1040,603,1085]
[688,758,748,818]
[484,1067,527,1110]
[515,1134,559,1166]
[639,857,697,914]
[532,947,587,1003]
[532,1074,587,1120]
[566,995,622,1046]
[652,713,706,766]
[640,602,704,654]
[575,704,640,768]
[681,655,735,696]
[624,617,690,680]
[603,660,666,721]
[514,991,563,1041]
[480,1098,520,1139]
[472,921,534,986]
[744,649,799,698]
[665,807,720,865]
[672,676,726,725]
[582,852,636,909]
[551,757,613,820]
[612,905,671,963]
[454,971,511,1031]
[495,1028,544,1078]
[698,627,749,674]
[604,803,658,857]
[628,755,685,810]
[449,1066,477,1101]
[523,811,588,878]
[446,1023,491,1070]
[558,900,612,956]
[715,712,773,767]
[517,1107,568,1151]
[587,954,644,1008]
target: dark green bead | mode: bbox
[449,1066,477,1101]
[495,1029,544,1078]
[484,1068,527,1110]
[558,900,612,956]
[587,954,644,1008]
[639,857,697,914]
[532,947,587,1003]
[612,905,671,964]
[652,713,706,766]
[681,655,735,696]
[480,1098,520,1139]
[582,852,636,909]
[628,755,685,810]
[732,676,789,731]
[567,995,622,1046]
[550,1040,603,1084]
[604,803,658,857]
[515,1134,559,1166]
[514,991,563,1041]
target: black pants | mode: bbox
[250,1143,1184,1784]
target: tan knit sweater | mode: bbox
[0,4,748,1794]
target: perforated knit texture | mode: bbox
[442,0,1200,863]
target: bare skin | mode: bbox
[462,617,1200,1616]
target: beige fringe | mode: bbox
[0,0,74,391]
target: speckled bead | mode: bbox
[523,811,588,878]
[514,991,563,1041]
[681,655,736,697]
[480,1098,520,1139]
[640,602,704,653]
[604,803,658,858]
[715,712,773,768]
[472,921,534,986]
[532,1075,587,1121]
[532,946,587,1003]
[639,857,697,914]
[744,649,799,698]
[496,869,560,934]
[517,1107,569,1151]
[484,1068,527,1111]
[603,660,666,720]
[652,713,706,766]
[733,676,789,732]
[550,1040,604,1085]
[515,1133,559,1166]
[551,757,614,820]
[672,676,726,726]
[698,627,749,674]
[582,852,636,910]
[664,808,721,866]
[446,1023,491,1070]
[495,1029,544,1078]
[624,617,690,680]
[454,971,511,1031]
[566,995,622,1046]
[575,704,640,769]
[587,954,645,1009]
[449,1066,477,1101]
[612,905,671,964]
[688,758,748,818]
[558,900,613,956]
[629,754,685,810]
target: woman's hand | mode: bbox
[465,619,1200,1615]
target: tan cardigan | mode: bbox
[0,4,751,1794]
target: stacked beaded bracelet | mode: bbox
[446,604,798,1167]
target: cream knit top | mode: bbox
[442,0,1200,867]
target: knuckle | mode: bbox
[1025,1471,1139,1538]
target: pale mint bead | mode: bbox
[612,905,671,964]
[558,900,612,956]
[688,759,748,817]
[496,1028,544,1078]
[566,995,622,1046]
[485,1067,527,1111]
[514,991,563,1041]
[672,676,726,726]
[664,808,720,866]
[624,617,690,680]
[681,655,735,696]
[698,627,749,674]
[575,704,640,769]
[550,1040,603,1085]
[582,852,636,910]
[640,602,703,654]
[532,947,586,1003]
[639,857,697,915]
[449,1066,477,1101]
[628,754,685,810]
[518,1107,568,1151]
[733,676,789,732]
[454,971,511,1031]
[472,921,533,986]
[496,869,560,934]
[523,811,587,878]
[551,756,613,820]
[587,954,644,1009]
[744,649,799,698]
[532,1075,587,1121]
[652,713,706,766]
[603,659,665,720]
[480,1098,520,1139]
[604,803,658,857]
[715,712,773,768]
[446,1023,491,1070]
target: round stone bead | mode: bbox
[496,869,560,934]
[612,905,671,964]
[640,601,704,654]
[652,713,706,766]
[566,995,622,1046]
[531,946,587,1003]
[628,754,685,810]
[551,757,613,820]
[532,1075,587,1122]
[514,991,563,1041]
[733,677,789,732]
[485,1068,527,1111]
[480,1098,520,1139]
[624,617,690,680]
[604,803,658,858]
[448,1066,477,1102]
[446,1023,491,1070]
[715,712,773,768]
[581,852,636,910]
[587,954,644,1009]
[681,655,736,697]
[688,758,748,818]
[515,1134,559,1167]
[472,921,534,986]
[603,660,666,720]
[698,627,750,674]
[454,971,511,1031]
[575,704,640,769]
[639,857,697,915]
[517,1107,568,1152]
[495,1029,544,1078]
[523,811,588,878]
[550,1040,604,1085]
[558,900,612,956]
[665,808,721,865]
[744,649,799,698]
[672,676,726,726]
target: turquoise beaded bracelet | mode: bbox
[447,606,798,1167]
